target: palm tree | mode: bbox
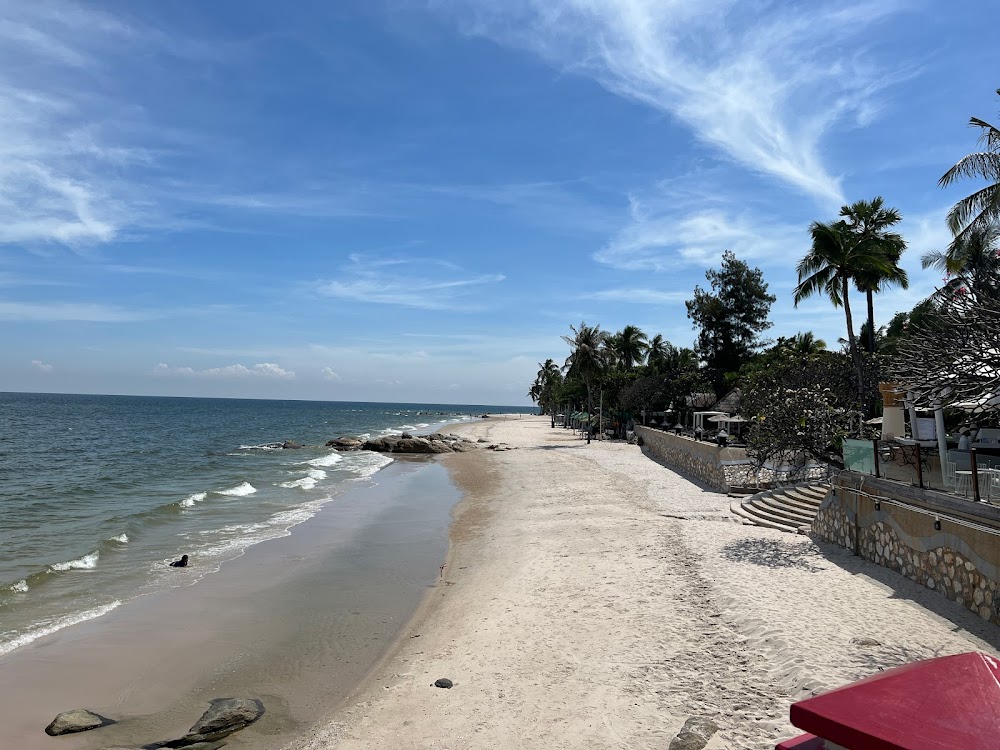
[794,220,895,404]
[939,89,1000,248]
[782,331,827,354]
[647,334,669,372]
[612,325,648,370]
[562,322,609,444]
[839,198,908,353]
[921,226,1000,303]
[534,359,562,428]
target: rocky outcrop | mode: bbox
[326,437,363,450]
[359,434,483,455]
[281,440,302,450]
[44,709,116,736]
[165,698,264,747]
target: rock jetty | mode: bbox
[326,433,515,455]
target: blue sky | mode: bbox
[1,0,996,404]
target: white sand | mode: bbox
[291,415,1000,750]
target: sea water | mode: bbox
[0,393,522,656]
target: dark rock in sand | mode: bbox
[401,432,414,439]
[850,637,882,647]
[434,678,454,688]
[44,709,116,736]
[668,716,718,750]
[427,432,448,442]
[450,441,479,453]
[327,437,363,450]
[166,698,265,746]
[478,438,489,443]
[281,440,303,450]
[427,441,455,454]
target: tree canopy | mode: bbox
[685,250,775,394]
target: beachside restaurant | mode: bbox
[844,383,1000,504]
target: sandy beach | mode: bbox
[292,415,1000,749]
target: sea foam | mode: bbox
[0,600,121,656]
[280,476,318,490]
[217,482,257,497]
[110,533,129,544]
[180,491,208,507]
[50,551,99,571]
[307,453,343,468]
[8,580,29,593]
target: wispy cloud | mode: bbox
[152,362,296,379]
[315,254,505,310]
[0,3,148,245]
[0,301,155,321]
[31,359,53,372]
[591,288,687,304]
[595,193,804,272]
[321,367,341,381]
[433,0,909,205]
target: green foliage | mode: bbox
[685,250,775,394]
[939,89,1000,248]
[742,350,881,474]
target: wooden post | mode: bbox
[915,445,924,489]
[972,448,981,503]
[872,439,880,478]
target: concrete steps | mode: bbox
[730,482,831,534]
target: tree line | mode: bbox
[530,88,1000,466]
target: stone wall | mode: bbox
[813,474,1000,624]
[635,426,746,492]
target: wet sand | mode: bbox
[0,458,460,749]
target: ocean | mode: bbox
[0,392,525,659]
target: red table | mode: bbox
[776,652,1000,749]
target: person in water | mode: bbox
[169,554,189,568]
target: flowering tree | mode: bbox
[742,351,877,479]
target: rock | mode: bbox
[167,698,264,746]
[434,678,454,688]
[326,437,362,450]
[393,438,435,454]
[401,432,414,439]
[427,441,455,454]
[281,440,302,450]
[850,637,881,647]
[478,438,489,443]
[172,743,227,750]
[450,441,479,453]
[669,717,718,750]
[44,709,116,736]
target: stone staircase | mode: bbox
[729,482,830,533]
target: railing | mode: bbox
[842,439,1000,503]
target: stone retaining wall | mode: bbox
[813,474,1000,625]
[635,426,747,492]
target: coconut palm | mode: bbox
[646,334,669,372]
[534,358,563,428]
[611,325,648,370]
[782,331,827,354]
[939,89,1000,248]
[794,220,896,403]
[562,322,609,444]
[839,197,908,353]
[921,225,1000,303]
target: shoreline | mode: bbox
[0,454,467,749]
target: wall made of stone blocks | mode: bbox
[635,426,734,492]
[813,474,1000,625]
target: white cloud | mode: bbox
[0,301,154,321]
[591,288,687,304]
[0,3,146,245]
[152,362,296,379]
[321,367,341,381]
[434,0,908,206]
[31,359,53,372]
[595,196,804,272]
[316,254,505,310]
